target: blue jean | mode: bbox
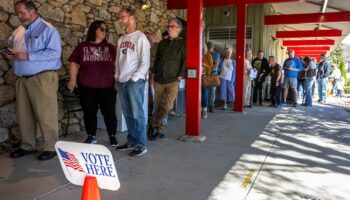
[118,79,147,147]
[297,79,305,101]
[202,87,209,108]
[304,77,314,106]
[317,78,328,101]
[208,86,216,107]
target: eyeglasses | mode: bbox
[167,25,179,29]
[99,27,108,32]
[117,15,130,21]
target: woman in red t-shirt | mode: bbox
[68,20,118,146]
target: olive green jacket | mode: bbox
[152,38,186,84]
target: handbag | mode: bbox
[202,73,220,88]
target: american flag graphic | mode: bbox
[58,148,84,172]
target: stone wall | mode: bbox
[0,0,176,152]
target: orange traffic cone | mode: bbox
[81,176,101,200]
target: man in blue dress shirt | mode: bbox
[5,0,62,160]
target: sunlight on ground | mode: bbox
[208,101,350,200]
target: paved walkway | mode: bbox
[0,97,349,200]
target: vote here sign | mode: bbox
[55,141,120,191]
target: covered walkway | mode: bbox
[1,97,349,200]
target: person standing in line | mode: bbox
[281,50,302,107]
[218,48,236,110]
[329,64,341,96]
[148,18,186,141]
[317,54,331,104]
[115,8,150,157]
[7,0,61,160]
[297,57,307,104]
[303,56,317,107]
[244,49,253,108]
[268,56,282,107]
[207,41,221,112]
[68,20,118,146]
[201,43,213,118]
[252,50,269,106]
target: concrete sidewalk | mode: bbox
[0,97,349,200]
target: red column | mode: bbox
[234,1,247,112]
[185,0,203,136]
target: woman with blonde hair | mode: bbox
[201,42,213,118]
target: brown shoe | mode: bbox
[208,106,214,113]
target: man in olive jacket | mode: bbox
[148,18,186,140]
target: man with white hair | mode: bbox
[148,18,186,141]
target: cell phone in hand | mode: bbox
[0,48,13,55]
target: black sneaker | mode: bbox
[293,102,297,107]
[129,145,147,157]
[84,136,97,144]
[116,143,134,151]
[109,135,118,147]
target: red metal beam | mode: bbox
[276,30,342,38]
[296,55,322,58]
[234,1,246,112]
[287,46,330,51]
[294,51,327,55]
[265,12,350,25]
[167,0,302,9]
[283,39,335,46]
[246,0,303,3]
[185,0,202,136]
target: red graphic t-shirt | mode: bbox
[69,41,116,88]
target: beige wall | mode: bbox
[205,4,286,64]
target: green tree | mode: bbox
[329,46,347,80]
[339,60,347,80]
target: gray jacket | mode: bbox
[317,60,330,78]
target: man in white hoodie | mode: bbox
[115,8,151,157]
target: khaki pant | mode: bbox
[244,77,252,106]
[150,81,179,133]
[16,71,59,151]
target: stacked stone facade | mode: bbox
[0,0,175,152]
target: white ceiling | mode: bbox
[271,0,350,53]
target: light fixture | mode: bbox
[141,0,151,10]
[224,10,230,17]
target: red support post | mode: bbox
[185,0,203,136]
[287,46,330,51]
[276,30,342,38]
[265,12,350,25]
[283,39,335,46]
[234,1,246,112]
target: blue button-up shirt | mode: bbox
[7,17,62,77]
